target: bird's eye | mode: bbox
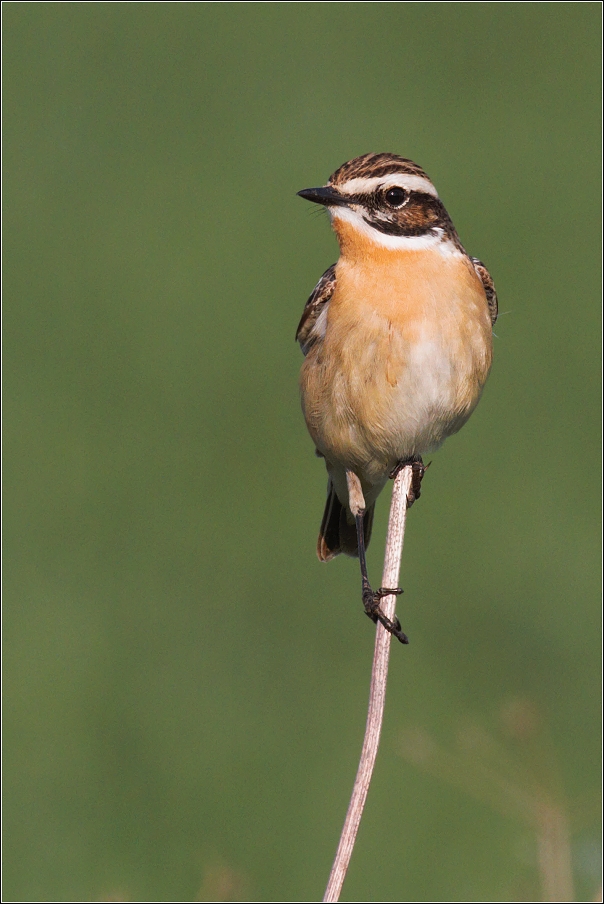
[384,187,407,208]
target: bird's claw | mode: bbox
[389,457,431,507]
[362,584,409,644]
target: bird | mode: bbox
[296,153,497,643]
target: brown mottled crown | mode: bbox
[329,153,430,186]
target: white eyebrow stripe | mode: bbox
[330,206,462,255]
[334,173,439,199]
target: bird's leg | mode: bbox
[389,456,430,507]
[346,470,409,644]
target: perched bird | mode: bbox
[296,153,497,643]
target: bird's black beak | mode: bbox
[297,186,349,207]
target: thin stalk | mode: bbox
[323,465,413,903]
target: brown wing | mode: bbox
[470,257,498,326]
[295,264,336,355]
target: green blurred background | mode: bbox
[4,3,601,901]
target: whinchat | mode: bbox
[297,153,497,644]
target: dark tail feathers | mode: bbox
[317,480,375,561]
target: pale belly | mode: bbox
[300,260,493,489]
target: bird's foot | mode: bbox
[362,582,408,644]
[389,457,431,507]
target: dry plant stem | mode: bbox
[323,465,413,904]
[536,801,574,903]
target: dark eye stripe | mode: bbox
[358,194,454,238]
[344,188,433,208]
[362,215,433,237]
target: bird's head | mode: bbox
[298,153,461,254]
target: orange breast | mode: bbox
[300,227,493,484]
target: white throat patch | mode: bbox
[330,206,462,255]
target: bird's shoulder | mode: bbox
[296,263,337,355]
[470,257,498,326]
